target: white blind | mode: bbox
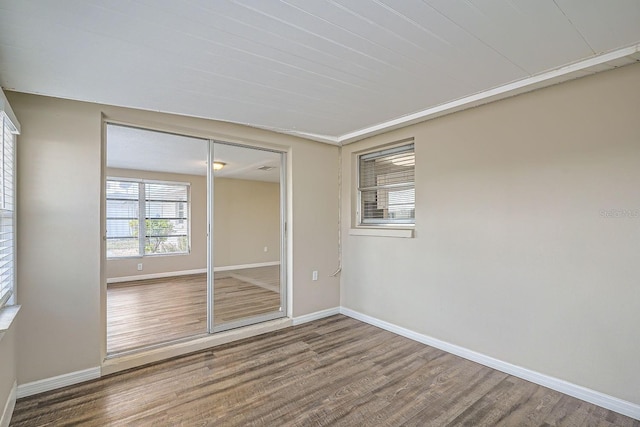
[105,180,140,258]
[359,143,415,225]
[144,182,189,254]
[106,179,190,257]
[0,112,17,307]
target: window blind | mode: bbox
[144,183,189,254]
[105,180,140,258]
[106,179,190,258]
[358,143,415,225]
[0,112,17,308]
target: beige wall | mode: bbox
[13,94,103,384]
[105,168,207,279]
[0,321,17,423]
[8,91,340,384]
[213,178,280,268]
[106,170,280,279]
[340,63,640,405]
[290,141,341,316]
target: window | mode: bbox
[106,179,190,258]
[0,112,17,308]
[358,143,415,226]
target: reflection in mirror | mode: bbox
[105,124,209,353]
[105,125,286,353]
[212,142,284,329]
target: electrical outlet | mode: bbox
[312,270,318,281]
[137,263,143,271]
[264,246,268,252]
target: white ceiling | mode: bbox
[107,124,282,181]
[1,1,640,144]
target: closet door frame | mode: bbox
[207,139,287,333]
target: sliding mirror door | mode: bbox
[105,126,287,354]
[210,142,285,332]
[106,124,209,354]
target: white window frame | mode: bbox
[0,110,18,309]
[357,142,415,227]
[106,177,191,259]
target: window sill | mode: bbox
[349,227,414,238]
[0,305,20,343]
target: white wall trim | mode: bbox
[214,261,280,272]
[244,45,640,146]
[107,262,281,283]
[292,307,340,326]
[348,228,414,238]
[107,268,207,284]
[340,307,640,421]
[0,381,16,427]
[13,307,637,419]
[16,367,101,399]
[0,89,21,134]
[338,43,640,145]
[0,306,20,344]
[17,318,294,398]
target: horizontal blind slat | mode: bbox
[106,178,190,257]
[359,143,415,225]
[0,115,15,308]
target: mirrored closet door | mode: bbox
[210,142,286,332]
[105,124,209,354]
[105,125,286,355]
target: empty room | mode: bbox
[0,1,639,426]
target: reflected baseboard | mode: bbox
[106,262,281,284]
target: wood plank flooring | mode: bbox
[12,315,639,426]
[107,268,281,353]
[227,265,281,293]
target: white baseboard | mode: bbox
[17,367,101,399]
[13,306,637,420]
[107,262,281,284]
[292,307,340,326]
[0,381,16,427]
[107,268,207,284]
[339,307,640,421]
[214,261,280,272]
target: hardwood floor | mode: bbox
[12,315,639,426]
[226,265,281,293]
[214,273,281,322]
[107,267,281,353]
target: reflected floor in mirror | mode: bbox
[106,266,281,354]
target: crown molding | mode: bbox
[334,43,640,146]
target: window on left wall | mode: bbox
[106,178,190,258]
[0,112,17,308]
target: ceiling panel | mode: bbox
[555,0,640,53]
[423,0,594,73]
[284,0,483,99]
[370,0,527,85]
[1,0,639,142]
